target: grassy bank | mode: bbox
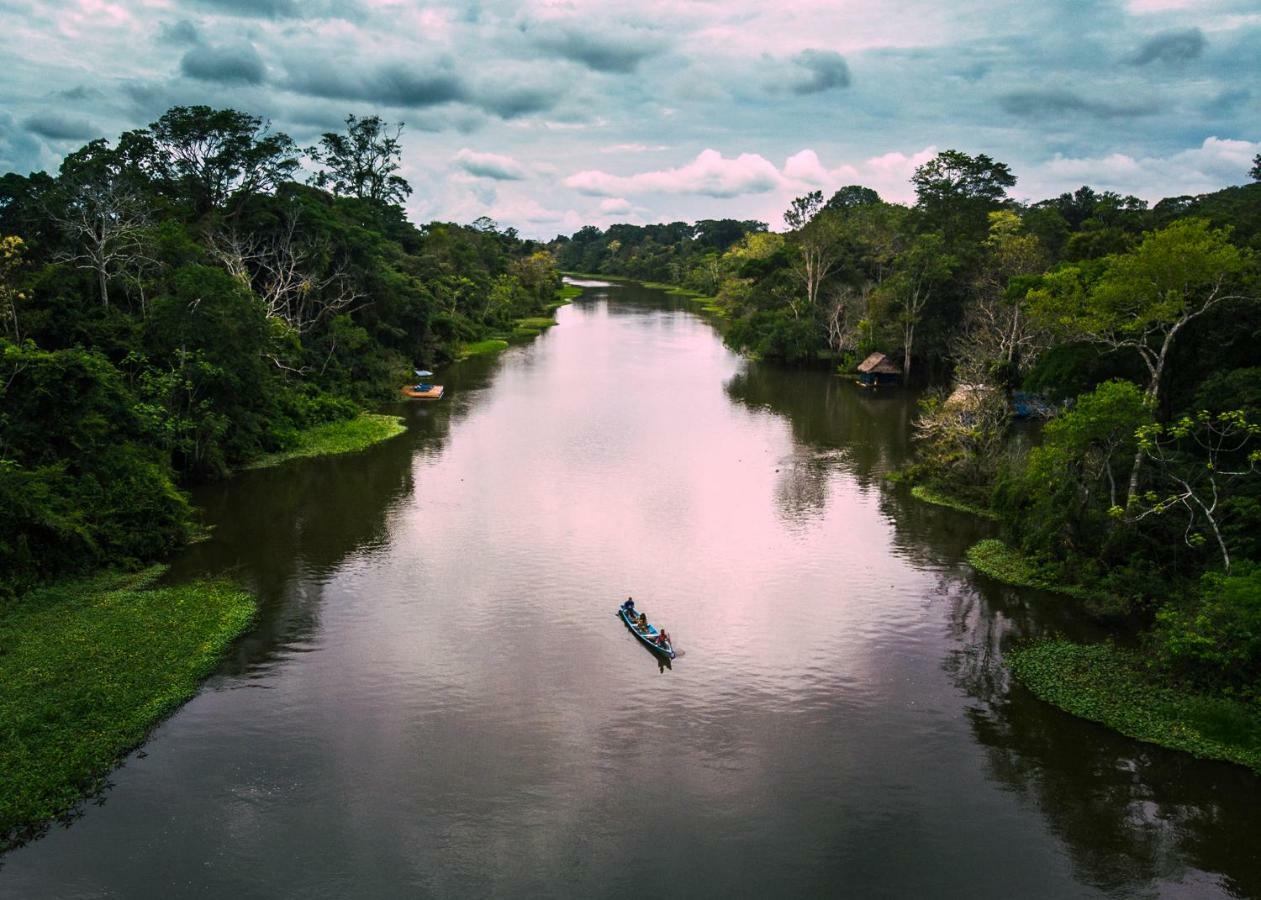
[967,539,1096,600]
[911,484,999,520]
[552,284,583,304]
[0,568,256,849]
[1009,640,1261,772]
[247,412,407,470]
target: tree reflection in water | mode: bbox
[727,358,1261,899]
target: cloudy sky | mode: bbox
[1,0,1258,237]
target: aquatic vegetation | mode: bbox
[1009,640,1261,773]
[910,484,998,520]
[0,568,256,849]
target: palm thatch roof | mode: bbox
[856,352,901,375]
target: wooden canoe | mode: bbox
[618,606,676,659]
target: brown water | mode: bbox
[3,281,1259,898]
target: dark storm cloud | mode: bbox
[1128,28,1206,65]
[789,50,851,94]
[23,112,96,141]
[286,61,465,107]
[475,83,563,118]
[187,0,299,19]
[527,25,661,73]
[0,112,44,173]
[181,43,267,84]
[999,89,1157,119]
[54,86,100,102]
[283,60,562,118]
[159,19,203,45]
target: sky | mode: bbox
[0,0,1258,238]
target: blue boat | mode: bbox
[618,604,676,659]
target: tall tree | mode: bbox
[143,106,299,216]
[890,232,954,380]
[912,150,1016,246]
[307,115,412,206]
[1029,218,1255,508]
[954,211,1048,386]
[784,192,844,317]
[48,140,153,309]
[1252,153,1261,182]
[0,235,24,339]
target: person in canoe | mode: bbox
[621,597,636,616]
[636,611,648,631]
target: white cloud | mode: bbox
[566,148,786,198]
[598,197,632,213]
[599,143,669,153]
[1027,136,1260,199]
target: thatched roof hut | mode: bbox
[856,352,901,375]
[855,351,901,387]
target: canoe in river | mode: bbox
[402,384,444,399]
[618,606,676,659]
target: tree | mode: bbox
[1029,218,1255,509]
[48,140,153,309]
[784,192,845,317]
[0,235,24,339]
[825,185,881,213]
[206,210,365,340]
[308,115,412,206]
[912,150,1016,245]
[144,106,300,215]
[889,232,953,380]
[1252,153,1261,182]
[1134,410,1261,572]
[954,211,1047,386]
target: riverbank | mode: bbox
[967,538,1098,602]
[458,285,579,359]
[0,568,256,851]
[1009,640,1261,773]
[246,413,407,470]
[910,484,998,520]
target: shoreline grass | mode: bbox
[0,568,257,850]
[552,284,583,304]
[456,338,510,359]
[911,484,999,520]
[967,538,1097,601]
[247,413,407,470]
[1009,640,1261,773]
[559,271,636,282]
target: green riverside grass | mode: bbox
[911,484,999,520]
[457,338,511,359]
[247,413,407,470]
[967,538,1096,600]
[1009,640,1261,773]
[0,568,257,849]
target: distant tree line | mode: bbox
[0,106,561,593]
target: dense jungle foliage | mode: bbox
[0,108,561,595]
[556,151,1261,703]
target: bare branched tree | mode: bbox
[50,154,154,310]
[207,212,366,336]
[1132,410,1261,573]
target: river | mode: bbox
[2,281,1258,898]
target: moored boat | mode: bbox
[402,383,444,399]
[617,601,676,659]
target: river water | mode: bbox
[3,281,1259,898]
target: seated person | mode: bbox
[636,612,648,630]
